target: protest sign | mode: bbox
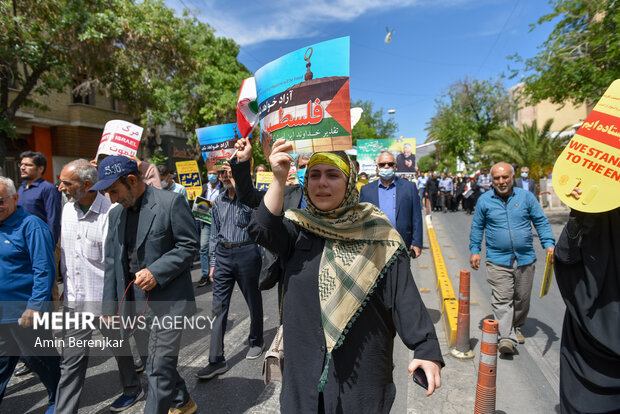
[553,80,620,212]
[96,120,143,159]
[255,37,351,154]
[192,196,212,224]
[196,123,240,168]
[175,160,202,200]
[357,138,417,174]
[539,251,554,298]
[256,171,274,192]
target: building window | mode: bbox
[71,74,95,106]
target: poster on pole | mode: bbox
[552,79,620,212]
[96,120,143,159]
[255,37,352,155]
[175,160,202,200]
[196,123,240,168]
[357,138,417,175]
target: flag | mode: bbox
[236,77,259,138]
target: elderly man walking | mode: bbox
[0,177,60,413]
[360,151,423,258]
[55,159,143,412]
[469,162,555,354]
[91,156,199,414]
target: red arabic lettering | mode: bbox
[266,98,324,133]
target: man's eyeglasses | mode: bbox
[18,163,36,168]
[378,162,395,168]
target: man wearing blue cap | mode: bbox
[91,156,199,414]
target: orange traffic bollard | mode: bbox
[450,270,474,359]
[475,319,498,414]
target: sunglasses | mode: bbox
[378,162,395,168]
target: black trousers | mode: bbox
[210,243,264,363]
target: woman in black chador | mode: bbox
[248,139,443,413]
[554,188,620,414]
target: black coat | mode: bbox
[248,201,443,414]
[554,208,620,413]
[231,158,302,289]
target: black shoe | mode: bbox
[14,362,32,376]
[196,361,229,380]
[197,277,210,288]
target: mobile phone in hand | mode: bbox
[412,367,428,390]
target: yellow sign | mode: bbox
[256,171,274,192]
[175,160,202,201]
[539,252,554,298]
[552,79,620,212]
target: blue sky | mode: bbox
[166,0,555,144]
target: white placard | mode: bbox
[96,120,143,159]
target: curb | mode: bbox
[425,214,458,346]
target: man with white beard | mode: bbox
[56,159,143,412]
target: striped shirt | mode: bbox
[209,189,254,267]
[59,192,111,314]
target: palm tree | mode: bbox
[482,119,570,180]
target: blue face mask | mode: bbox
[378,168,395,180]
[208,174,218,184]
[521,172,528,179]
[296,168,306,187]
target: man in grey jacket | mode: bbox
[91,156,199,414]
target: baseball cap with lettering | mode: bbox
[89,155,138,192]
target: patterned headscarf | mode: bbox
[285,151,405,391]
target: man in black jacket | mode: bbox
[230,137,303,290]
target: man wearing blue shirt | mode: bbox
[438,173,453,213]
[469,162,555,355]
[17,151,61,245]
[0,177,60,413]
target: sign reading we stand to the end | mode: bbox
[553,79,620,213]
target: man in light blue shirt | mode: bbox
[438,173,453,213]
[469,162,555,355]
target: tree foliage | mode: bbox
[511,0,620,105]
[351,99,398,146]
[0,0,250,164]
[482,119,570,180]
[425,78,514,171]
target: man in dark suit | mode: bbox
[514,166,538,199]
[360,152,423,258]
[91,156,199,414]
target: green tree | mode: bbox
[426,78,514,171]
[0,0,249,165]
[351,99,398,145]
[417,153,439,172]
[511,0,620,105]
[482,119,570,180]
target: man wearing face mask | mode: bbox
[156,164,188,204]
[197,167,223,288]
[514,166,538,198]
[360,151,423,258]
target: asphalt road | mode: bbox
[2,206,571,414]
[428,207,570,413]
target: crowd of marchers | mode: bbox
[0,146,617,414]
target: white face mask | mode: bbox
[378,168,395,180]
[161,180,168,188]
[521,172,528,179]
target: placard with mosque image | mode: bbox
[255,37,352,154]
